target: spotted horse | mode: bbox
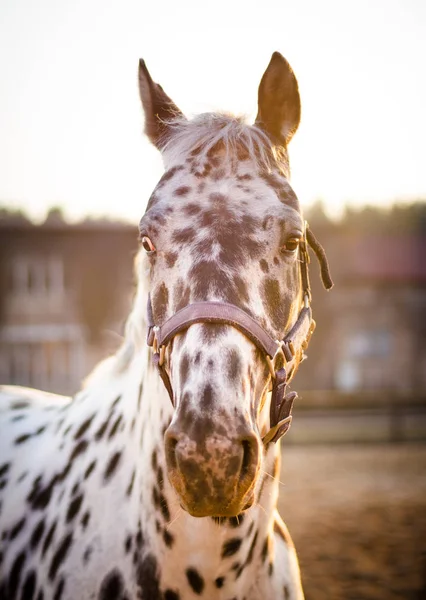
[0,52,333,600]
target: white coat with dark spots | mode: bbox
[0,52,333,600]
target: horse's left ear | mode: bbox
[138,59,185,150]
[255,52,301,146]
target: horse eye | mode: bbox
[141,236,156,253]
[283,238,300,253]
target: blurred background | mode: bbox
[1,0,425,597]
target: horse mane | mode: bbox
[101,251,149,375]
[161,113,290,178]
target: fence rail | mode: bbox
[286,391,426,444]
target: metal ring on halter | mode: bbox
[304,293,310,308]
[266,343,287,379]
[152,326,160,354]
[158,345,166,367]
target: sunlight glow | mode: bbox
[0,0,425,222]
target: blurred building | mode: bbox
[0,215,137,395]
[299,231,426,393]
[0,210,425,397]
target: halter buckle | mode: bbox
[152,327,166,367]
[266,341,291,379]
[301,319,316,351]
[304,293,310,308]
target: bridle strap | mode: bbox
[147,300,313,360]
[148,300,280,357]
[146,295,314,444]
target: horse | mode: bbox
[0,52,332,600]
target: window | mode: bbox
[346,330,391,358]
[10,256,64,297]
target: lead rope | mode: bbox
[306,223,334,290]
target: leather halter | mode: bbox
[146,229,318,445]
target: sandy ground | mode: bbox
[277,443,426,600]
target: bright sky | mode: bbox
[0,0,425,222]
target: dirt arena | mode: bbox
[278,444,426,600]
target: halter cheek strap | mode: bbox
[146,294,315,445]
[145,224,331,446]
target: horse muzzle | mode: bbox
[164,420,260,517]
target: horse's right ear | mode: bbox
[138,60,184,150]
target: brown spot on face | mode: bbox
[236,147,250,161]
[150,213,166,225]
[206,140,225,158]
[189,261,231,301]
[146,166,185,210]
[193,206,262,270]
[174,186,191,197]
[233,275,249,303]
[153,282,169,323]
[262,216,273,230]
[259,259,269,273]
[179,354,190,388]
[173,279,191,312]
[164,252,178,268]
[172,227,197,245]
[191,162,212,178]
[211,168,226,181]
[200,385,214,411]
[261,277,287,332]
[209,192,227,203]
[183,203,201,216]
[163,529,174,548]
[159,165,185,185]
[201,324,226,345]
[226,350,241,383]
[260,172,300,211]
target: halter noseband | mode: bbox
[146,223,332,445]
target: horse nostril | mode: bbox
[165,433,178,470]
[240,438,255,481]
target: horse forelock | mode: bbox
[160,112,290,178]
